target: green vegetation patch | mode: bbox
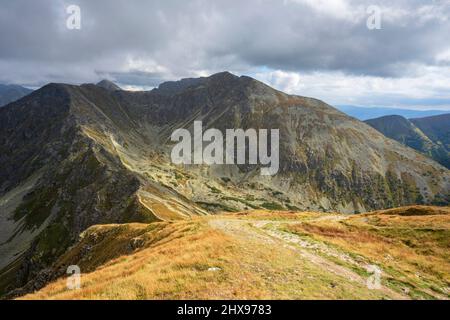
[261,202,285,210]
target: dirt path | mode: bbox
[209,217,409,300]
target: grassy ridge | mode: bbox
[20,206,449,300]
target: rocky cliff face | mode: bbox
[0,72,449,295]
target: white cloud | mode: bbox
[254,66,450,110]
[284,0,364,21]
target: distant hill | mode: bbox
[96,79,122,91]
[411,113,450,149]
[365,114,450,169]
[0,84,33,107]
[337,105,449,121]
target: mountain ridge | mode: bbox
[0,84,33,107]
[337,105,450,120]
[365,114,450,169]
[15,206,450,300]
[0,72,449,296]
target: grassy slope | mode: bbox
[21,206,449,300]
[283,206,450,299]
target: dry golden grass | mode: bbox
[285,206,450,299]
[233,210,325,221]
[22,220,256,299]
[20,206,449,300]
[22,217,389,300]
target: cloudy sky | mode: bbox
[1,0,450,110]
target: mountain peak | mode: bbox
[208,71,238,80]
[373,114,407,121]
[96,79,121,91]
[155,72,246,96]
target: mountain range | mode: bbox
[0,84,33,107]
[0,72,449,297]
[336,105,450,121]
[365,114,450,169]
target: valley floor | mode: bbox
[20,206,449,300]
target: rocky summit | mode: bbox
[0,72,449,296]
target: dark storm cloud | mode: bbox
[0,0,449,85]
